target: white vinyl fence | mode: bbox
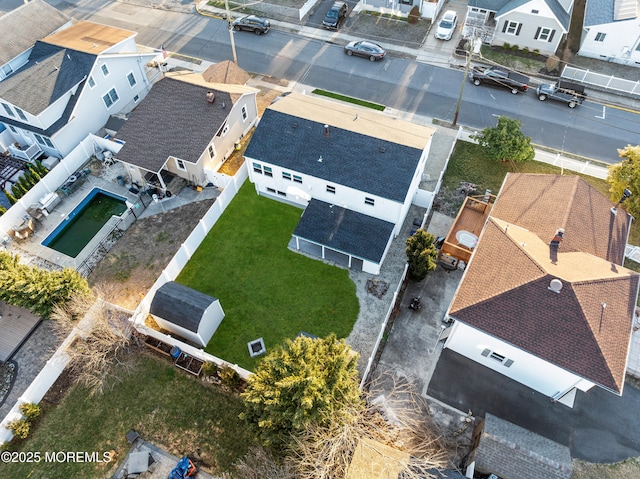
[562,65,640,98]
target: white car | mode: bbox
[435,10,458,40]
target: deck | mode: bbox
[439,194,495,267]
[0,301,41,362]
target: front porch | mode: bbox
[439,193,495,269]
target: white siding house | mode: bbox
[578,0,640,67]
[244,93,434,275]
[467,0,572,55]
[443,174,639,406]
[0,21,156,160]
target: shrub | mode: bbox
[408,6,420,24]
[511,44,519,51]
[19,402,42,422]
[202,361,219,377]
[522,47,529,54]
[219,365,242,389]
[8,419,30,439]
[502,42,510,50]
[533,49,540,55]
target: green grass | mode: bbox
[4,354,257,478]
[479,45,546,72]
[311,89,385,111]
[177,182,359,371]
[444,141,640,245]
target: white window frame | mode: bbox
[8,125,17,133]
[101,64,110,77]
[263,166,273,177]
[505,21,520,35]
[2,102,15,117]
[282,172,292,181]
[15,107,27,121]
[537,27,553,42]
[595,32,606,42]
[127,72,137,88]
[293,174,302,184]
[208,145,215,158]
[88,75,96,89]
[33,134,52,147]
[241,105,248,122]
[326,185,336,194]
[176,158,186,171]
[102,88,119,109]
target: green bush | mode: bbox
[503,42,510,50]
[511,44,519,51]
[19,402,42,422]
[408,5,420,24]
[8,419,31,439]
[202,361,219,377]
[522,47,529,54]
[219,365,242,389]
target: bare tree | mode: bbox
[51,284,138,396]
[222,447,297,479]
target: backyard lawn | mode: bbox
[177,181,359,371]
[442,141,640,245]
[4,354,257,478]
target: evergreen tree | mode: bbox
[241,334,362,447]
[471,116,535,164]
[406,229,438,281]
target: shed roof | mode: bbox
[115,77,233,172]
[473,413,573,479]
[0,0,70,66]
[149,281,218,333]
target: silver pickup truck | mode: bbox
[536,80,586,108]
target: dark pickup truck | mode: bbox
[536,80,586,108]
[469,66,529,94]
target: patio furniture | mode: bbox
[10,216,35,239]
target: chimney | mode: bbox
[206,91,215,104]
[324,124,329,137]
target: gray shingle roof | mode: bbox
[244,109,423,203]
[149,281,218,333]
[584,0,615,26]
[0,41,96,114]
[467,0,511,11]
[474,413,573,479]
[292,199,395,263]
[0,0,70,66]
[115,77,232,172]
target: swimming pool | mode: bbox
[43,189,128,258]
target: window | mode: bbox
[15,107,27,121]
[277,190,286,197]
[253,162,263,174]
[43,137,54,148]
[127,72,137,87]
[326,185,336,194]
[133,94,139,102]
[241,105,248,121]
[2,102,15,117]
[267,187,276,193]
[102,88,119,108]
[101,64,110,77]
[208,145,214,158]
[503,21,521,36]
[88,76,95,88]
[176,158,186,171]
[216,122,229,137]
[282,172,292,181]
[33,134,53,148]
[365,197,375,206]
[8,125,17,133]
[531,9,539,13]
[293,175,302,184]
[595,32,606,42]
[534,27,555,42]
[263,166,273,177]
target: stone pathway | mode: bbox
[0,320,63,420]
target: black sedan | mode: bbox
[232,15,270,35]
[344,41,386,61]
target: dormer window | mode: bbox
[15,107,27,121]
[101,64,110,77]
[2,102,15,117]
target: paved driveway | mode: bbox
[428,349,640,463]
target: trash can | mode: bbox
[170,346,181,358]
[117,175,125,186]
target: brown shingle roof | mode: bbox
[449,174,639,393]
[202,60,250,85]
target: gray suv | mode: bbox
[322,2,348,29]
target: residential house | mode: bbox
[113,69,259,195]
[466,0,572,55]
[244,93,435,275]
[578,0,640,67]
[0,20,157,160]
[443,174,639,406]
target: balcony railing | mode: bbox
[8,143,43,162]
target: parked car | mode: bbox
[536,80,587,108]
[232,15,270,35]
[469,66,529,94]
[322,1,348,29]
[434,10,458,40]
[344,40,386,61]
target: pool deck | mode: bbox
[7,174,142,270]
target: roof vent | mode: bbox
[292,122,298,129]
[318,156,323,163]
[549,279,563,293]
[206,91,215,104]
[324,124,329,137]
[379,146,386,153]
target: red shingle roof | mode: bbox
[449,174,639,393]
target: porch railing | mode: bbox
[8,143,43,162]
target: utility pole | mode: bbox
[453,35,475,127]
[225,0,238,64]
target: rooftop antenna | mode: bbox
[611,188,632,214]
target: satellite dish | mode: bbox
[549,279,563,292]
